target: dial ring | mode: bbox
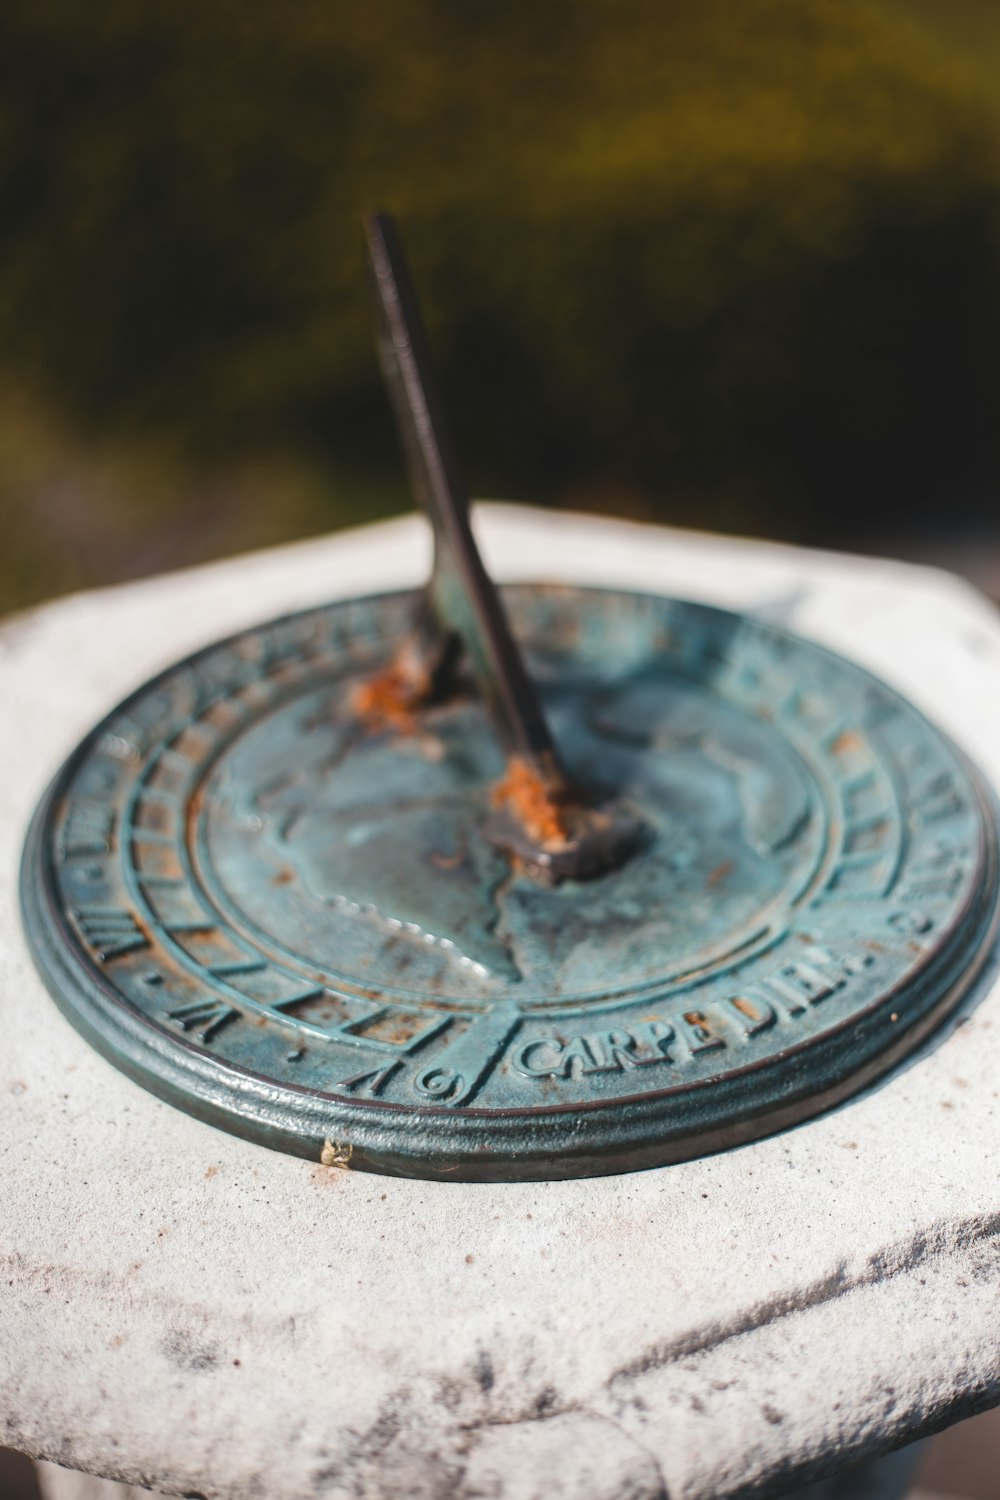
[20,585,1000,1179]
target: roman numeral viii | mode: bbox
[74,906,149,962]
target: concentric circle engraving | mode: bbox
[20,587,1000,1179]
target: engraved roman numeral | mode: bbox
[337,1062,403,1096]
[895,840,965,902]
[165,998,238,1041]
[269,986,326,1013]
[74,906,148,961]
[207,959,266,978]
[61,803,115,857]
[913,773,964,826]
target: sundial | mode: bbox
[20,217,1000,1180]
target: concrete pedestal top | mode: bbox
[3,506,1000,1500]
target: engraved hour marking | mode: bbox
[337,1061,404,1096]
[138,786,183,808]
[61,803,115,857]
[165,998,238,1042]
[845,809,890,832]
[74,906,149,961]
[913,773,964,826]
[834,847,886,867]
[269,985,326,1013]
[208,959,267,978]
[156,746,196,771]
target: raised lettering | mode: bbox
[411,1004,521,1106]
[511,1037,564,1077]
[632,1019,676,1060]
[512,1020,677,1079]
[717,946,873,1031]
[717,991,776,1036]
[677,1009,725,1054]
[560,1034,597,1079]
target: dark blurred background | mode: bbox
[0,0,998,609]
[3,0,1000,615]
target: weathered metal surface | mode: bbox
[19,581,1000,1178]
[365,212,641,883]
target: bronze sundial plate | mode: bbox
[20,584,1000,1179]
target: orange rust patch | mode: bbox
[707,859,733,888]
[185,783,208,845]
[351,660,430,734]
[430,848,464,870]
[831,729,864,756]
[490,757,568,846]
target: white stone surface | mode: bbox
[3,505,1000,1500]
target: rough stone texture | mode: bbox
[3,505,1000,1500]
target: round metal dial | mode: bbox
[21,585,1000,1179]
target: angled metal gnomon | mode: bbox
[361,212,644,883]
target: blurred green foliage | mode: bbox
[1,0,999,612]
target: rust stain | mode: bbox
[707,859,733,888]
[430,848,464,870]
[351,658,430,734]
[184,783,208,845]
[204,1165,219,1180]
[831,729,863,756]
[490,757,568,846]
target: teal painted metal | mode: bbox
[19,583,1000,1178]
